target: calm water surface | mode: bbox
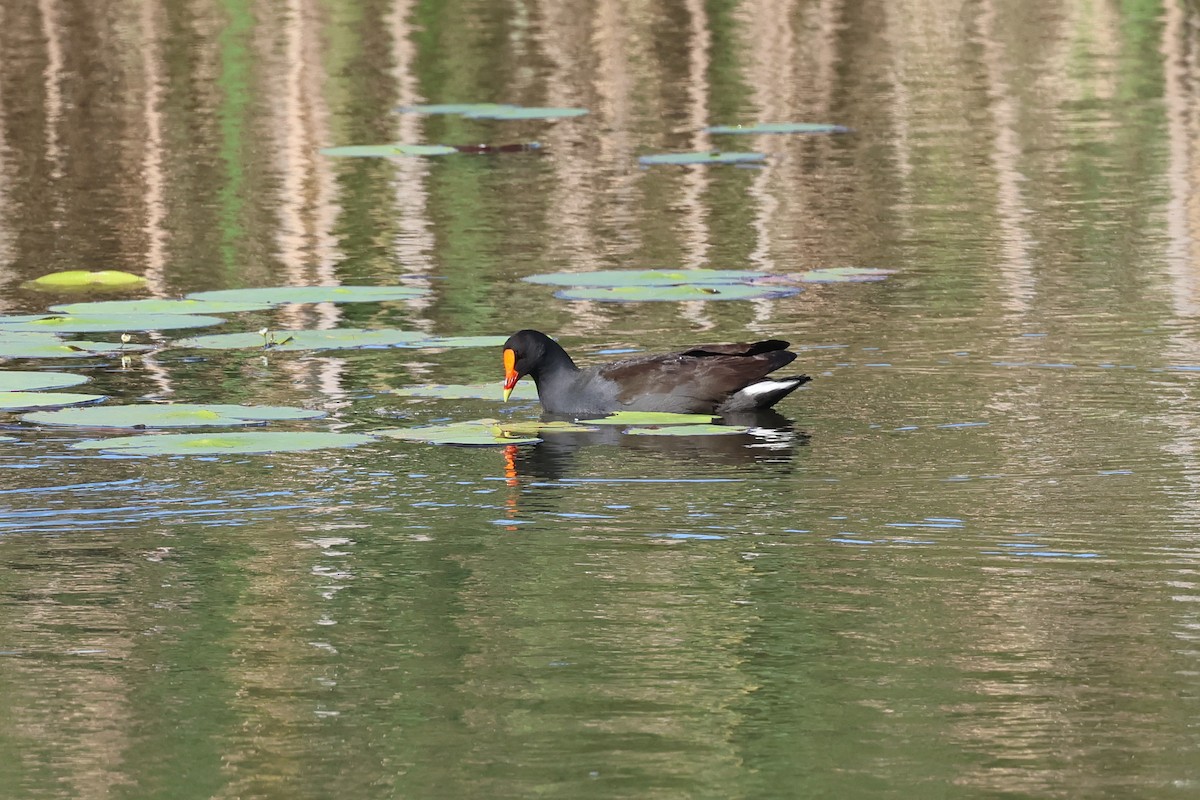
[2,0,1200,797]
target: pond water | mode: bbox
[3,0,1200,797]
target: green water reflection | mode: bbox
[2,0,1200,797]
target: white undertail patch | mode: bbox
[739,379,802,397]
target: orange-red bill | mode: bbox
[502,348,518,401]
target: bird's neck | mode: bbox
[531,339,579,384]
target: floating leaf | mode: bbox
[0,391,106,412]
[705,122,851,135]
[23,403,324,429]
[0,314,225,333]
[523,269,769,288]
[376,419,541,447]
[0,370,89,391]
[464,106,588,120]
[493,420,598,437]
[28,270,146,290]
[319,143,458,158]
[792,267,895,283]
[638,151,766,166]
[418,335,510,349]
[625,424,751,436]
[554,284,800,302]
[579,411,717,426]
[71,431,376,456]
[175,328,428,352]
[186,285,428,306]
[49,298,274,316]
[396,103,519,115]
[0,337,153,359]
[391,382,539,401]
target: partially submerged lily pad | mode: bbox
[0,370,89,391]
[579,411,717,426]
[23,403,324,429]
[49,298,274,316]
[464,106,588,120]
[523,269,769,288]
[705,122,851,135]
[376,419,541,447]
[638,151,766,166]
[553,284,799,302]
[0,337,153,359]
[0,314,225,333]
[28,270,147,290]
[319,143,458,158]
[791,267,895,283]
[0,391,106,412]
[391,382,539,401]
[71,431,376,456]
[175,328,428,352]
[186,285,428,306]
[624,424,751,436]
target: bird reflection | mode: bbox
[501,409,809,484]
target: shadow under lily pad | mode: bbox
[23,403,324,429]
[0,370,89,391]
[71,431,377,456]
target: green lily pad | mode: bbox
[418,335,510,349]
[793,267,895,283]
[624,424,751,436]
[28,270,147,290]
[705,122,851,135]
[0,391,106,412]
[71,431,376,456]
[0,338,153,359]
[391,382,539,401]
[554,284,799,302]
[186,285,428,305]
[22,403,324,429]
[376,419,541,447]
[175,328,428,351]
[579,411,717,426]
[523,269,769,288]
[638,151,766,166]
[49,298,274,316]
[319,143,458,158]
[494,420,598,436]
[0,314,225,333]
[464,106,588,120]
[0,370,89,391]
[396,103,519,115]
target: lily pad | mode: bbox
[464,106,588,120]
[0,370,89,391]
[22,403,324,429]
[319,144,458,158]
[391,382,539,401]
[186,286,428,306]
[494,420,598,436]
[0,391,106,412]
[174,329,428,351]
[705,122,851,135]
[396,103,519,115]
[553,284,800,302]
[418,335,510,349]
[638,151,766,166]
[71,431,376,456]
[624,424,751,436]
[523,269,769,288]
[0,338,153,359]
[28,270,147,290]
[792,267,895,283]
[49,298,274,315]
[0,314,225,333]
[376,419,541,447]
[579,411,717,426]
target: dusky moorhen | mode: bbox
[501,329,810,415]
